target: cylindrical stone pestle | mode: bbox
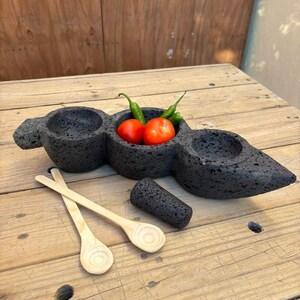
[130,178,193,229]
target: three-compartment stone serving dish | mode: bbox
[13,106,296,199]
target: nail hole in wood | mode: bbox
[248,221,263,233]
[55,284,74,300]
[147,281,160,288]
[155,256,163,263]
[140,252,148,259]
[18,233,29,239]
[16,213,26,218]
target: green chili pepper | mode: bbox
[168,112,183,126]
[160,91,186,119]
[118,93,146,125]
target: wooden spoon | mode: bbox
[49,168,113,274]
[35,175,166,253]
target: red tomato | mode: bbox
[117,119,144,144]
[143,118,175,145]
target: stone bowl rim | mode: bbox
[43,106,109,142]
[181,129,253,167]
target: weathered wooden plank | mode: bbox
[0,0,253,81]
[0,145,117,194]
[1,106,298,194]
[0,64,256,109]
[0,0,105,81]
[189,106,300,149]
[102,0,253,71]
[0,203,299,299]
[0,64,219,84]
[0,84,285,145]
[0,144,298,271]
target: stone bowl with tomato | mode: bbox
[107,107,192,180]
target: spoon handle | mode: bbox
[49,168,96,240]
[35,175,128,227]
[48,169,114,274]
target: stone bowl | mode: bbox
[13,107,111,172]
[107,107,192,179]
[13,106,296,199]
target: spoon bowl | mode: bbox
[122,221,166,253]
[80,241,114,274]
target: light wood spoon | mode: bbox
[49,168,113,274]
[35,175,166,253]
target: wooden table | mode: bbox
[0,64,299,299]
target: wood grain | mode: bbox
[0,64,256,109]
[0,84,285,145]
[195,0,254,66]
[189,106,300,149]
[0,0,253,80]
[0,144,299,272]
[102,0,253,72]
[0,0,105,81]
[0,202,299,299]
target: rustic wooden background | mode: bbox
[0,0,253,81]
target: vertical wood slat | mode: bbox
[0,0,105,80]
[102,0,254,72]
[0,0,253,80]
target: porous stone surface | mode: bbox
[13,117,44,149]
[107,108,192,179]
[14,107,111,172]
[172,129,297,199]
[13,106,297,198]
[130,178,193,229]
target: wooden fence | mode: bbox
[0,0,253,80]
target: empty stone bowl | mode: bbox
[192,130,244,163]
[13,107,111,172]
[172,129,296,199]
[13,106,296,199]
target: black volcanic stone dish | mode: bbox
[13,107,111,172]
[13,106,297,199]
[130,178,193,229]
